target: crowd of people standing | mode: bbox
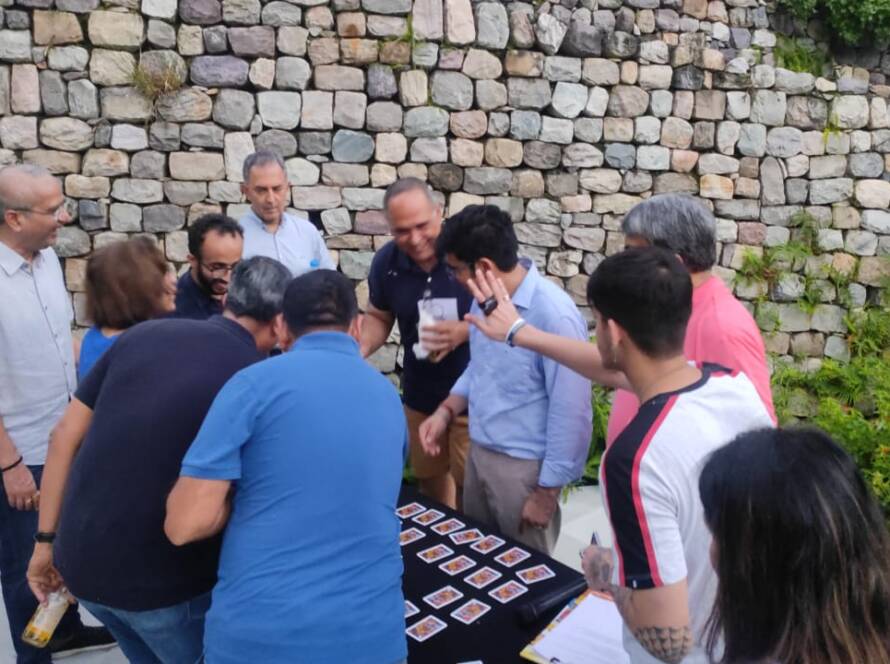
[0,156,888,664]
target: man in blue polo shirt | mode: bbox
[361,178,473,509]
[166,269,407,664]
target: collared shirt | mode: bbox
[0,240,75,465]
[368,240,473,414]
[180,332,407,664]
[55,316,262,611]
[239,208,334,277]
[451,259,592,488]
[606,274,775,445]
[173,270,223,320]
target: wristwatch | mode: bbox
[34,531,55,544]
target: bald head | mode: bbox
[0,164,56,225]
[0,165,68,257]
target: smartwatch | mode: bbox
[34,532,55,544]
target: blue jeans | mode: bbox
[78,593,210,664]
[0,465,84,663]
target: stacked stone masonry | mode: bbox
[0,0,888,373]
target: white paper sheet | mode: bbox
[530,593,631,664]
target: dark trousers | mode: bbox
[0,465,84,663]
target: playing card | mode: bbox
[431,518,465,535]
[450,599,491,625]
[399,528,426,546]
[396,502,425,519]
[464,566,502,589]
[438,555,476,576]
[404,600,419,618]
[413,509,445,526]
[423,585,464,609]
[488,580,528,604]
[494,546,531,568]
[449,528,483,545]
[417,544,454,563]
[517,564,556,584]
[470,534,506,554]
[406,615,447,642]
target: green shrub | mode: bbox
[774,36,829,76]
[772,303,890,518]
[779,0,890,46]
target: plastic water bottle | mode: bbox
[21,589,71,648]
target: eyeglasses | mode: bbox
[199,261,240,276]
[11,205,67,221]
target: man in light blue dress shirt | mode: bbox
[239,151,334,277]
[420,205,592,554]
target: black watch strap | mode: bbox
[34,531,55,544]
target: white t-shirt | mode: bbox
[600,364,774,664]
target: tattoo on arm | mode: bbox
[632,625,693,664]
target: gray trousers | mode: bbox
[462,443,561,555]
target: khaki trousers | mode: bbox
[462,443,561,555]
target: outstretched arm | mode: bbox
[463,270,630,390]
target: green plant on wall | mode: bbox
[774,35,829,76]
[131,62,185,103]
[779,0,890,46]
[772,298,890,519]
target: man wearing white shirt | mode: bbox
[239,151,334,277]
[0,165,112,661]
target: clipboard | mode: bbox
[520,590,630,664]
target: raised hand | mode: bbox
[464,269,521,342]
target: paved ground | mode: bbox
[0,485,608,662]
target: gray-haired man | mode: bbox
[26,256,292,664]
[239,150,334,276]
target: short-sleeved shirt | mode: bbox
[239,208,334,277]
[0,241,76,465]
[180,332,407,664]
[601,364,774,663]
[55,316,262,611]
[368,240,473,414]
[173,270,222,320]
[607,275,775,445]
[77,326,118,380]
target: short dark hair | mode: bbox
[586,246,692,358]
[187,214,243,259]
[283,269,358,337]
[700,427,890,664]
[382,177,433,217]
[85,237,169,329]
[435,204,519,272]
[225,256,291,322]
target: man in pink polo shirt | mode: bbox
[606,194,775,444]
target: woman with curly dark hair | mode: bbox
[699,427,890,664]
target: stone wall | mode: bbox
[0,0,888,372]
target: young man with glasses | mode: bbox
[0,164,114,660]
[174,214,244,320]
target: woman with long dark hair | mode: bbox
[699,427,890,664]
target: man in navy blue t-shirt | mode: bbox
[166,270,407,664]
[361,178,473,509]
[26,257,291,664]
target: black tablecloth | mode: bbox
[399,486,585,664]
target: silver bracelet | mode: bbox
[505,318,527,347]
